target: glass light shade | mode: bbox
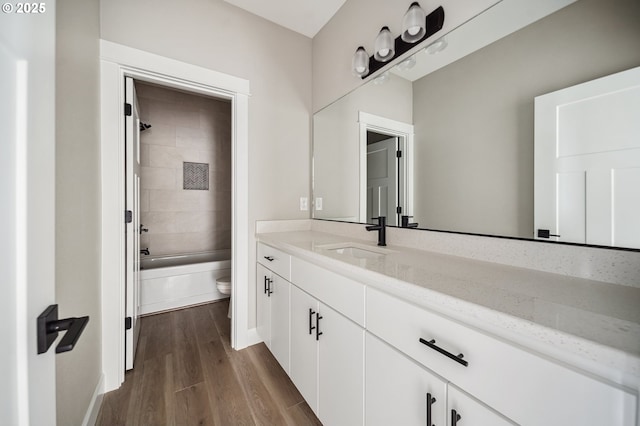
[402,2,426,43]
[352,46,369,77]
[374,26,395,62]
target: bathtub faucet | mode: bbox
[140,248,150,256]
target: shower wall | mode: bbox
[136,82,231,256]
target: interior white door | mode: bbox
[0,7,57,425]
[125,76,142,370]
[367,137,398,225]
[535,67,640,248]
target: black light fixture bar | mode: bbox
[363,6,445,79]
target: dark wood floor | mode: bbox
[96,300,321,426]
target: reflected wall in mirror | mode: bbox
[313,0,640,249]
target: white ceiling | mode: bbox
[222,0,347,38]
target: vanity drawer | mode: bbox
[257,242,291,280]
[366,287,637,426]
[291,257,365,326]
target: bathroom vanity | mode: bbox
[255,221,639,426]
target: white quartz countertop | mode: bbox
[256,230,640,385]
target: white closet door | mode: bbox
[535,66,640,248]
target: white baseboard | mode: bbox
[246,327,262,347]
[82,373,105,426]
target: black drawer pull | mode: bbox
[316,312,323,341]
[419,338,468,367]
[451,409,461,425]
[264,256,274,262]
[309,309,316,335]
[426,392,436,426]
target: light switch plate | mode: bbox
[315,197,323,211]
[300,197,308,211]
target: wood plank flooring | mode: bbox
[96,300,322,426]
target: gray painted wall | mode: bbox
[412,0,640,238]
[55,0,102,424]
[100,0,312,329]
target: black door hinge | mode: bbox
[125,317,132,330]
[396,150,402,158]
[396,206,402,214]
[125,210,133,223]
[124,103,132,116]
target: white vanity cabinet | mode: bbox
[366,286,637,426]
[366,332,448,426]
[289,259,365,426]
[256,263,290,372]
[366,332,513,426]
[256,243,291,372]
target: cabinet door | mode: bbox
[447,385,515,426]
[256,263,271,347]
[270,273,290,373]
[318,302,365,426]
[290,285,319,413]
[366,332,447,426]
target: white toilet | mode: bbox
[216,275,232,318]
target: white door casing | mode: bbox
[100,40,250,392]
[124,77,142,370]
[0,7,57,425]
[367,137,398,225]
[535,66,640,248]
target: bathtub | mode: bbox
[139,250,231,315]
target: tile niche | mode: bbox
[136,82,231,256]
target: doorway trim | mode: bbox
[100,40,250,392]
[358,111,414,223]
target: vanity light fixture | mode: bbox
[352,5,445,79]
[402,2,427,43]
[374,26,395,62]
[352,46,370,77]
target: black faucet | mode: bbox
[401,215,419,228]
[366,216,386,246]
[140,248,150,256]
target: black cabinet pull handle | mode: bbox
[309,309,316,335]
[263,275,268,294]
[316,312,323,340]
[426,392,436,426]
[264,256,274,261]
[451,409,461,425]
[267,278,273,296]
[419,337,468,367]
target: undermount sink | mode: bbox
[316,242,392,259]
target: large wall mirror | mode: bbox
[313,0,640,249]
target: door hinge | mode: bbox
[125,317,132,330]
[125,210,133,223]
[396,206,402,214]
[124,103,132,116]
[396,150,402,158]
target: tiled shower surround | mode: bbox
[136,82,231,256]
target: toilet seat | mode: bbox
[216,275,232,295]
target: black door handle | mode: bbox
[37,304,89,354]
